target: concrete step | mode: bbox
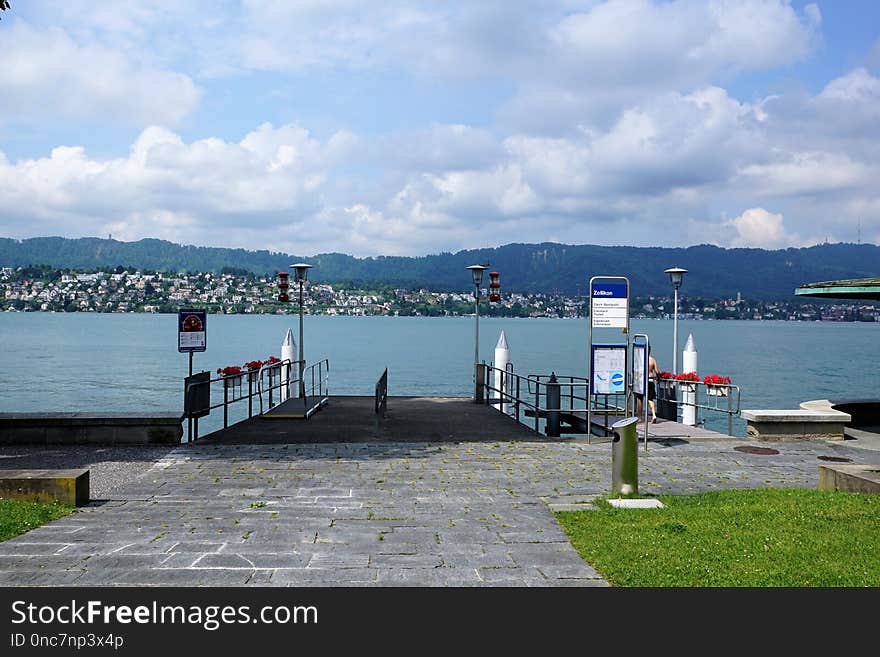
[0,468,89,506]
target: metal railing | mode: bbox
[280,358,331,420]
[482,364,590,436]
[303,358,330,401]
[183,358,296,441]
[183,358,330,440]
[656,379,742,436]
[480,362,742,439]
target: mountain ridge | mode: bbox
[1,236,878,300]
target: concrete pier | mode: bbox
[199,396,544,444]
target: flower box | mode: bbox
[664,371,699,394]
[217,366,244,388]
[244,360,263,383]
[703,374,731,396]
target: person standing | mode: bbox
[636,345,660,423]
[647,345,660,423]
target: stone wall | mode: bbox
[0,413,183,444]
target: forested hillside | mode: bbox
[1,236,878,299]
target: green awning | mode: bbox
[795,278,880,300]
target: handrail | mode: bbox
[483,364,590,437]
[256,359,300,415]
[304,358,331,401]
[182,358,305,440]
[482,363,742,439]
[281,358,331,420]
[656,379,742,436]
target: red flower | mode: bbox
[703,374,731,385]
[264,356,281,365]
[673,371,699,381]
[217,366,243,376]
[658,371,675,380]
[244,360,264,371]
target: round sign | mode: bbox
[183,314,203,331]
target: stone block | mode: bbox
[0,469,89,506]
[818,464,880,494]
[741,409,851,441]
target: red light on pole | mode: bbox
[277,271,290,302]
[488,271,501,303]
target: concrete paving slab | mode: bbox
[608,499,666,509]
[0,426,878,587]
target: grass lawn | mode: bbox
[555,488,880,587]
[0,499,73,542]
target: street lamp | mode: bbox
[290,262,312,399]
[664,267,687,374]
[466,264,487,402]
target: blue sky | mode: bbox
[1,1,879,256]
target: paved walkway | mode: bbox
[2,425,879,587]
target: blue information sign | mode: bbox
[590,343,627,394]
[591,282,628,299]
[590,281,629,328]
[178,308,207,353]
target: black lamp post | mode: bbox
[290,263,312,398]
[664,267,687,374]
[466,264,487,402]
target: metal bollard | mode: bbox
[611,416,639,495]
[546,372,561,438]
[475,363,485,404]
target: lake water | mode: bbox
[1,313,877,437]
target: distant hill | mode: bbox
[1,236,878,300]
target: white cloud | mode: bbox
[818,67,879,103]
[27,1,817,91]
[502,0,820,133]
[0,22,201,126]
[726,208,802,248]
[4,60,880,256]
[379,124,503,173]
[2,2,879,255]
[0,123,352,246]
[736,151,868,197]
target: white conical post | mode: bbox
[281,328,296,401]
[682,333,698,426]
[494,331,510,413]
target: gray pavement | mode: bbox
[0,444,177,499]
[1,428,878,587]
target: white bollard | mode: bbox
[682,333,697,426]
[281,328,297,401]
[494,331,510,413]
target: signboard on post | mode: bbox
[587,276,631,440]
[590,282,628,328]
[633,343,647,396]
[184,371,211,419]
[591,344,627,394]
[178,308,207,353]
